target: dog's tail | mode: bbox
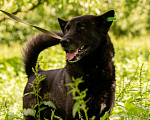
[22,32,62,77]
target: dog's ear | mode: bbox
[95,10,115,33]
[58,18,68,33]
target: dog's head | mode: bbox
[58,10,114,63]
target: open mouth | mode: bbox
[65,45,88,63]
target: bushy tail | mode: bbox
[22,32,62,77]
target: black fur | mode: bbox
[23,10,116,120]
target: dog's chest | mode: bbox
[82,68,112,88]
[78,69,112,113]
[85,90,109,117]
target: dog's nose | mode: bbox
[60,38,69,47]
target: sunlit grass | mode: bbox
[0,42,25,116]
[0,42,22,58]
[111,35,150,119]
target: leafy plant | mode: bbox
[66,77,93,120]
[23,61,58,120]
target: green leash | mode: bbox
[0,10,62,40]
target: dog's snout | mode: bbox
[60,38,69,47]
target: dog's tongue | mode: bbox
[66,49,78,61]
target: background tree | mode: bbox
[0,0,149,43]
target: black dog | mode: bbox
[23,10,116,120]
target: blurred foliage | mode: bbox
[0,0,149,44]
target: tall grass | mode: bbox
[0,36,149,119]
[111,36,150,119]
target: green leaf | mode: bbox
[67,89,75,95]
[101,109,110,120]
[23,92,35,97]
[73,95,85,100]
[73,91,86,100]
[72,101,80,118]
[38,107,47,112]
[43,101,57,110]
[66,83,74,89]
[23,108,36,117]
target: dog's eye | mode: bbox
[65,26,70,33]
[78,26,85,31]
[80,26,85,30]
[76,21,85,31]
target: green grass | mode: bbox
[0,36,149,120]
[111,36,150,119]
